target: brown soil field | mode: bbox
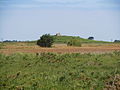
[0,43,120,54]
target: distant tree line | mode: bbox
[3,40,18,42]
[2,40,30,42]
[114,40,120,43]
[1,40,34,43]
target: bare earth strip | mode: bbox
[0,43,120,54]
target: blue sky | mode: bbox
[0,0,120,41]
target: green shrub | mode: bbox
[67,39,81,47]
[0,43,4,49]
[37,34,54,47]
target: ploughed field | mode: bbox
[0,42,120,54]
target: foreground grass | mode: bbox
[0,52,120,90]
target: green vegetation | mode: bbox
[114,40,120,43]
[67,39,81,47]
[37,34,54,47]
[0,52,120,90]
[53,36,108,44]
[0,43,5,49]
[1,35,109,45]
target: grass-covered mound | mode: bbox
[0,35,109,46]
[53,35,108,44]
[0,52,120,90]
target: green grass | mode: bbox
[28,35,111,44]
[67,39,82,47]
[0,41,36,46]
[0,43,5,49]
[0,52,120,90]
[53,36,108,44]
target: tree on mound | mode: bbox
[37,34,54,47]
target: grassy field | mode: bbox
[0,52,120,90]
[0,36,120,90]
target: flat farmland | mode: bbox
[0,42,120,54]
[1,42,120,90]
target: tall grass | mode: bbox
[0,43,5,49]
[0,52,120,90]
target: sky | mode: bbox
[0,0,120,41]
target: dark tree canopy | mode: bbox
[88,37,94,40]
[37,34,54,47]
[114,40,120,42]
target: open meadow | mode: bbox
[0,51,120,90]
[1,0,120,89]
[0,41,120,90]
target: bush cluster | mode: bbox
[37,34,54,47]
[67,39,81,47]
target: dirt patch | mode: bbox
[104,74,120,90]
